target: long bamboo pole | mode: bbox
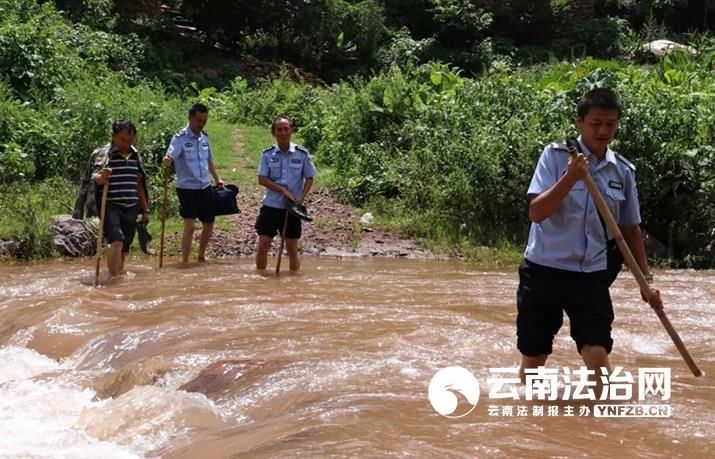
[566,138,702,377]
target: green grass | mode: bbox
[0,178,76,259]
[203,120,241,232]
[211,121,331,193]
[204,120,237,181]
[226,124,278,191]
[361,196,524,267]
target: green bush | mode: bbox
[0,80,35,179]
[0,72,183,183]
[0,0,185,261]
[179,0,387,80]
[50,72,184,178]
[0,177,76,258]
[0,0,80,98]
[53,0,117,29]
[0,0,148,99]
[216,55,715,266]
[570,17,634,58]
[3,0,714,265]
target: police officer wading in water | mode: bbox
[255,117,317,272]
[162,104,224,264]
[516,88,663,382]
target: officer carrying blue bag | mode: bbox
[213,184,240,216]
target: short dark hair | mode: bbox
[112,119,136,136]
[189,103,209,118]
[577,88,622,118]
[271,116,293,132]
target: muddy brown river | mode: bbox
[0,257,713,458]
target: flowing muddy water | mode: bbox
[0,258,713,458]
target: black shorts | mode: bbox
[177,186,215,223]
[255,205,301,239]
[103,203,138,252]
[516,259,614,356]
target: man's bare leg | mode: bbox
[520,354,549,383]
[106,241,124,276]
[256,235,273,270]
[119,250,128,274]
[286,238,300,271]
[198,222,213,262]
[181,218,195,264]
[580,344,611,388]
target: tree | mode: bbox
[177,0,386,78]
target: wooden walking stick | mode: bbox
[566,138,702,377]
[94,182,109,286]
[275,209,290,275]
[159,169,169,268]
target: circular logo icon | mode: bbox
[428,366,480,418]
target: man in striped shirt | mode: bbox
[93,120,150,277]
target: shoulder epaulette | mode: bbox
[615,152,636,171]
[202,130,209,136]
[174,128,187,137]
[295,144,310,154]
[261,145,275,154]
[549,142,569,152]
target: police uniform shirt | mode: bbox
[524,136,640,272]
[167,125,213,190]
[257,142,317,209]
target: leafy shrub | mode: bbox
[217,55,715,265]
[570,17,634,58]
[0,177,76,258]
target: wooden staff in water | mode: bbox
[275,210,290,275]
[94,182,109,286]
[516,88,701,383]
[566,137,702,377]
[159,168,169,268]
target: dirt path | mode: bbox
[207,128,432,259]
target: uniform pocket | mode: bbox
[199,143,210,161]
[604,188,625,220]
[268,161,282,179]
[288,161,303,178]
[605,188,625,202]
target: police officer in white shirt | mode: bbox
[162,104,224,264]
[517,88,663,382]
[255,117,317,272]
